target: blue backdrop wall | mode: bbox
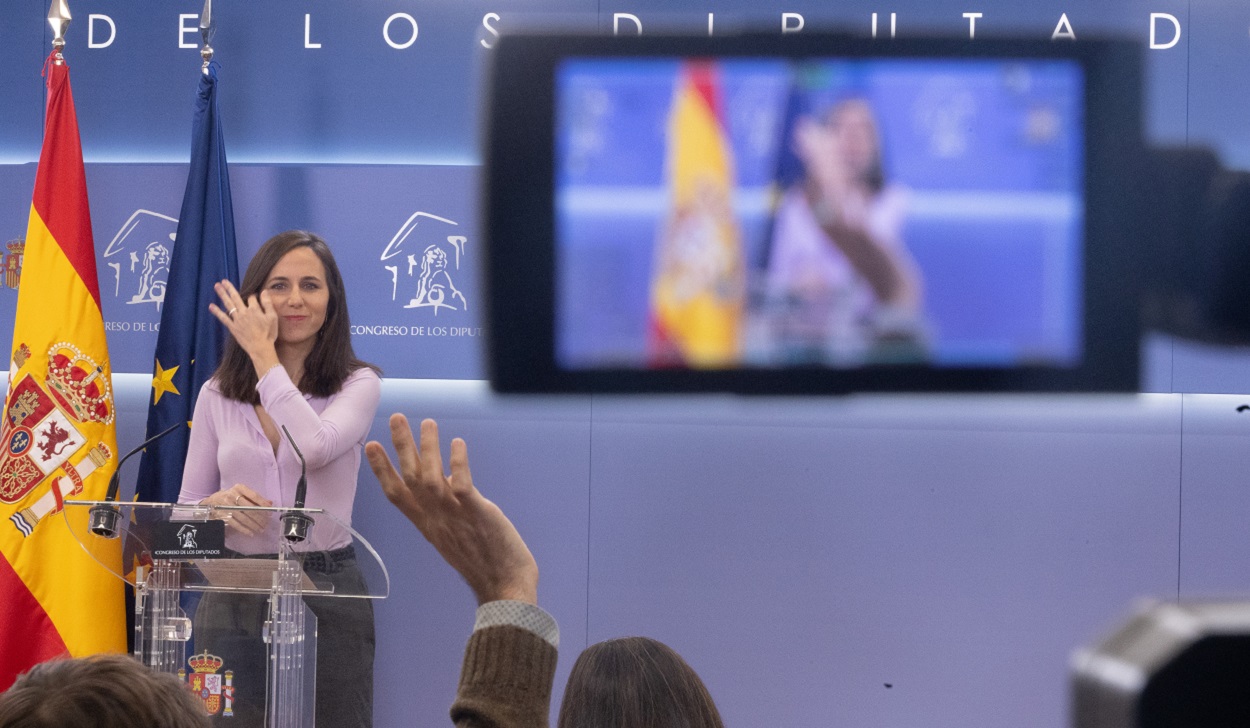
[5,1,1250,726]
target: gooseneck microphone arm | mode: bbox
[89,421,185,538]
[279,425,313,543]
[280,425,308,509]
[103,421,186,503]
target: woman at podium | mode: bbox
[178,230,382,727]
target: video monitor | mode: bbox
[484,35,1143,393]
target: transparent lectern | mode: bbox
[63,500,389,727]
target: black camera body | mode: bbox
[1137,147,1250,346]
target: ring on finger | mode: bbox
[234,494,242,505]
[228,307,238,318]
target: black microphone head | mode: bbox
[281,511,313,544]
[88,504,121,539]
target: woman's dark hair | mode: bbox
[215,230,379,404]
[0,654,210,728]
[556,637,725,728]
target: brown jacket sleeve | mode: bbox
[451,625,558,728]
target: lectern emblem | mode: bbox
[180,651,236,717]
[177,524,198,549]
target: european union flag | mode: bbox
[135,62,240,503]
[758,76,808,271]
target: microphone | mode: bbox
[279,425,313,543]
[89,421,185,538]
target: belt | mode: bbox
[224,545,357,574]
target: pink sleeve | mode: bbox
[255,367,381,469]
[178,383,222,504]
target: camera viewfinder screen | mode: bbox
[554,57,1084,371]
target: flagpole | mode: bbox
[47,0,70,65]
[200,0,215,74]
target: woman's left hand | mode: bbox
[209,279,279,366]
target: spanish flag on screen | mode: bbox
[0,52,124,689]
[648,61,745,368]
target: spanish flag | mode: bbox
[648,61,745,368]
[0,52,124,689]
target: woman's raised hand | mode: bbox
[209,279,279,363]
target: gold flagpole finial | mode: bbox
[47,0,71,64]
[200,0,216,74]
